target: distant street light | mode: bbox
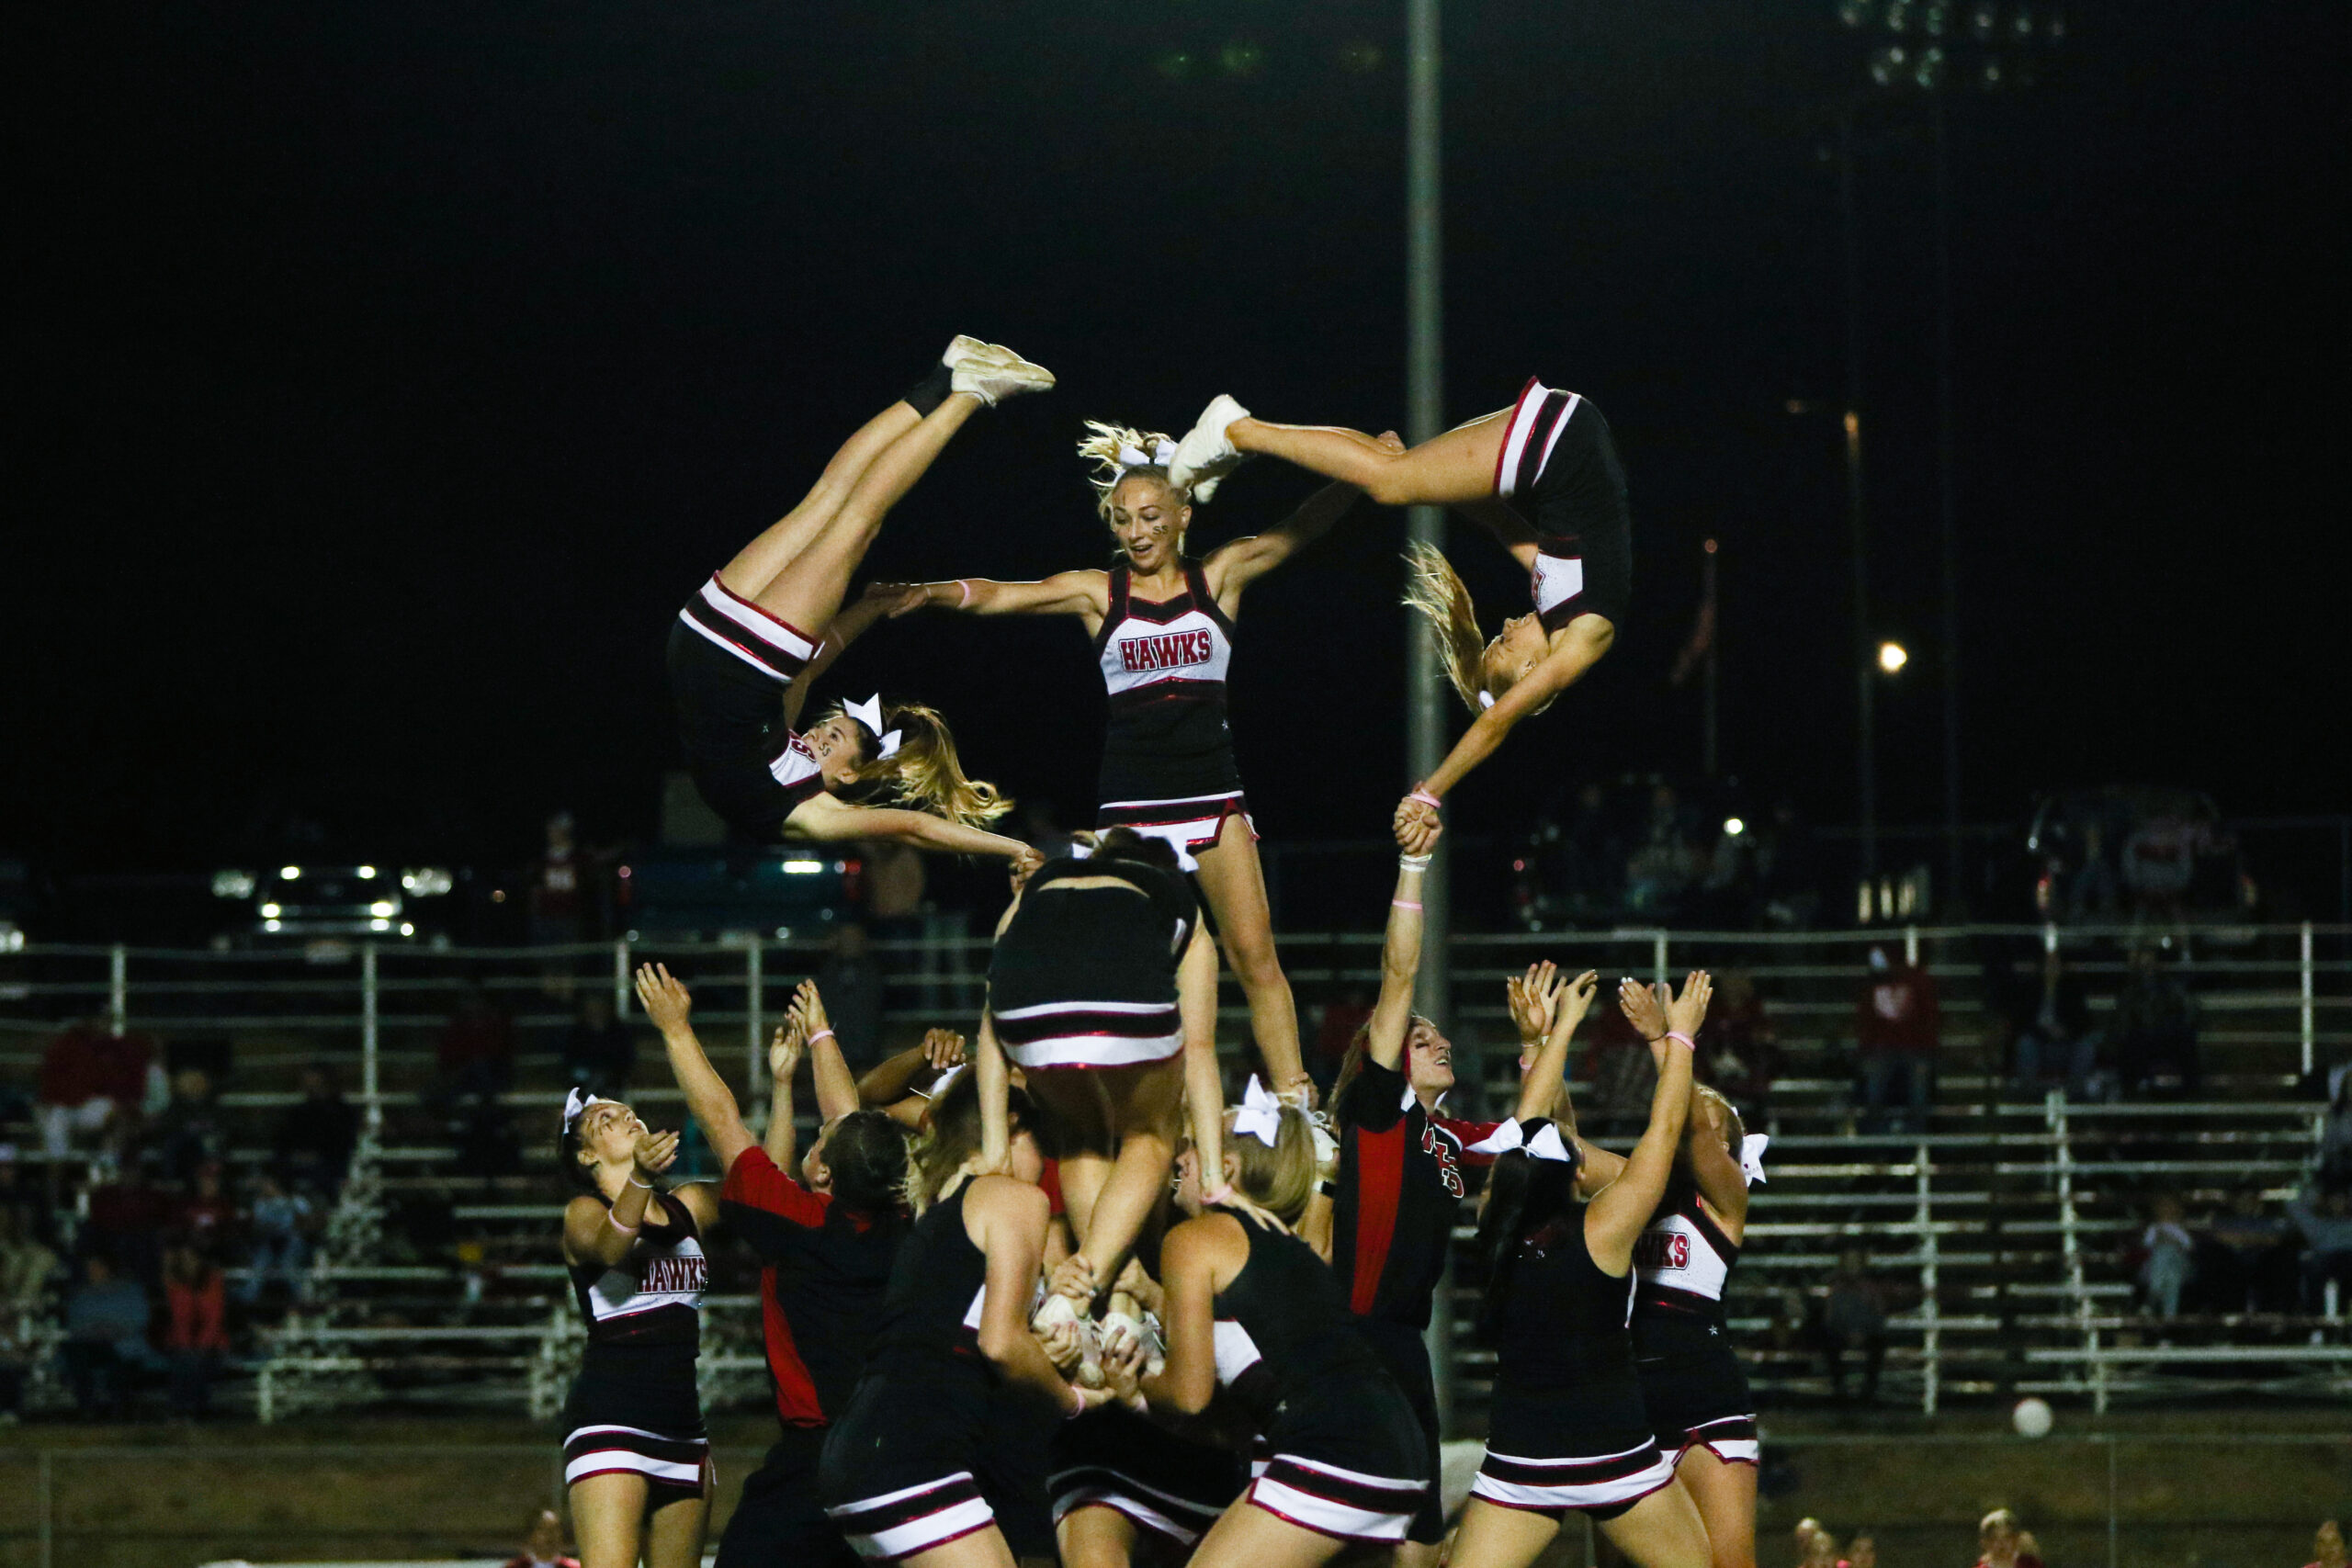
[1879,640,1910,674]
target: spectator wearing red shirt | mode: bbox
[1855,947,1939,1135]
[1974,1507,2044,1568]
[163,1242,228,1417]
[435,981,516,1099]
[38,1020,156,1157]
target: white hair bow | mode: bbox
[562,1087,617,1132]
[1740,1133,1770,1188]
[1465,1117,1575,1164]
[843,694,902,761]
[1232,1075,1283,1148]
[1118,437,1180,473]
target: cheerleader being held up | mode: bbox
[1449,974,1717,1568]
[666,337,1050,874]
[1162,385,1630,852]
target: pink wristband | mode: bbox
[1064,1383,1088,1419]
[1665,1031,1696,1052]
[1409,789,1442,809]
[1203,1183,1237,1208]
[808,1029,835,1047]
[1392,899,1423,911]
[956,579,974,608]
[607,1210,639,1233]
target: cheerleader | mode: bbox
[819,1066,1124,1564]
[878,423,1395,1102]
[667,338,1049,873]
[636,965,914,1568]
[1131,1094,1428,1568]
[977,829,1253,1315]
[556,1089,722,1568]
[1449,975,1716,1568]
[1560,981,1762,1568]
[1163,387,1628,851]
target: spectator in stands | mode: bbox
[503,1507,582,1568]
[2010,949,2098,1100]
[0,1204,60,1310]
[1757,797,1823,930]
[62,1253,153,1419]
[435,979,516,1100]
[1847,1534,1876,1568]
[2304,1519,2345,1568]
[528,810,588,950]
[1974,1507,2045,1568]
[558,992,634,1099]
[1855,945,1939,1135]
[1798,1522,1846,1568]
[816,920,887,1073]
[162,1240,227,1418]
[237,1171,311,1306]
[37,1017,158,1157]
[85,1154,173,1288]
[274,1064,361,1198]
[2109,945,2199,1098]
[151,1067,227,1184]
[1624,781,1702,919]
[2066,820,2120,923]
[2317,1071,2352,1189]
[178,1160,235,1252]
[1815,1247,1888,1403]
[2286,1181,2352,1313]
[1704,968,1778,1122]
[2138,1193,2195,1319]
[2198,1186,2296,1314]
[1585,987,1658,1139]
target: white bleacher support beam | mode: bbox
[745,939,764,1094]
[613,938,632,1017]
[1904,924,1918,966]
[361,943,380,1134]
[2301,921,2315,1075]
[108,943,128,1034]
[1916,1138,1939,1415]
[1652,930,1668,987]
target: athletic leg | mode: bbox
[1446,1496,1562,1568]
[1058,1504,1145,1568]
[1075,1063,1185,1293]
[1187,1498,1347,1568]
[1394,1539,1443,1568]
[643,1488,715,1568]
[1191,815,1304,1095]
[1595,1483,1713,1568]
[569,1473,650,1568]
[718,401,923,604]
[753,392,985,634]
[1230,409,1512,509]
[905,1529,1023,1568]
[1671,1450,1757,1568]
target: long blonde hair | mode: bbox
[1076,421,1191,525]
[1402,541,1488,714]
[1225,1104,1318,1225]
[818,700,1012,828]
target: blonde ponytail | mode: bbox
[1225,1103,1319,1226]
[839,701,1012,828]
[1076,420,1190,523]
[1402,541,1488,715]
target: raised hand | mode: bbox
[1619,976,1668,1043]
[1664,970,1713,1039]
[631,1128,680,1178]
[1555,970,1600,1035]
[634,964,693,1036]
[787,980,831,1048]
[1508,960,1563,1044]
[768,1018,806,1087]
[922,1028,968,1073]
[1393,795,1442,855]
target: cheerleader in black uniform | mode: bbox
[820,1064,1125,1564]
[1449,974,1717,1568]
[976,829,1257,1318]
[1136,1098,1429,1568]
[666,337,1048,874]
[556,1089,723,1568]
[879,422,1393,1104]
[1161,387,1629,853]
[1550,986,1762,1568]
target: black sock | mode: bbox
[903,359,955,416]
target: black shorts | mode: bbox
[718,1427,858,1568]
[1636,1340,1758,1466]
[666,621,806,841]
[1049,1403,1247,1551]
[1498,381,1632,630]
[978,1384,1062,1562]
[562,1346,710,1511]
[1351,1317,1447,1544]
[1473,1382,1675,1522]
[820,1368,996,1561]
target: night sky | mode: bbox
[13,0,2345,877]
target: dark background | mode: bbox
[11,0,2345,877]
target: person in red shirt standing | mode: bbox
[162,1241,228,1418]
[1854,947,1939,1136]
[38,1020,155,1158]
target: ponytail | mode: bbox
[1225,1104,1318,1225]
[825,701,1013,829]
[1402,542,1488,715]
[1077,421,1191,524]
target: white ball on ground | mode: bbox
[2012,1396,2053,1438]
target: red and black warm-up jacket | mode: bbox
[1330,1058,1502,1330]
[718,1145,907,1430]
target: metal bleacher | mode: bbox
[3,919,2346,1420]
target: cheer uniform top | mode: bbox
[1471,1128,1677,1521]
[819,1183,1008,1562]
[561,1191,713,1507]
[1632,1177,1757,1464]
[987,857,1201,1070]
[715,1147,910,1568]
[1494,379,1633,630]
[1207,1209,1428,1544]
[1091,561,1252,867]
[1329,1058,1501,1541]
[667,575,829,841]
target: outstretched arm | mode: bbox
[1363,850,1433,1073]
[1511,971,1597,1123]
[1203,479,1368,605]
[782,588,894,729]
[764,1016,806,1171]
[634,964,756,1171]
[786,981,860,1122]
[1401,620,1617,833]
[858,1029,969,1125]
[1587,973,1711,1271]
[878,571,1110,627]
[785,792,1042,874]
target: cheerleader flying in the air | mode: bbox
[1163,383,1630,852]
[666,337,1050,874]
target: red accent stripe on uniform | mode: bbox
[708,573,820,643]
[759,1264,825,1427]
[1350,1122,1407,1316]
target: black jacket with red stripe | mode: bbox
[1330,1059,1501,1329]
[718,1145,908,1430]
